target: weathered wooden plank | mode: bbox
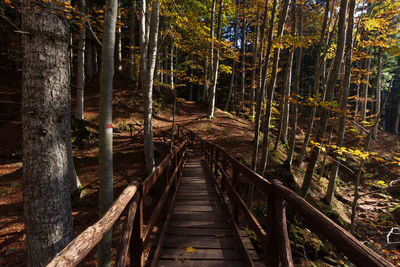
[171,211,226,220]
[168,220,231,229]
[166,227,234,236]
[159,248,259,261]
[175,196,220,201]
[162,235,238,249]
[174,200,223,206]
[157,260,246,267]
[173,205,219,212]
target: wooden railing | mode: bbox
[47,140,188,267]
[179,126,394,267]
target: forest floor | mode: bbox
[1,71,400,265]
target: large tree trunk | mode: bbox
[259,0,291,175]
[325,0,356,205]
[21,1,73,265]
[252,0,277,171]
[143,0,160,173]
[75,0,86,121]
[208,0,223,118]
[129,0,137,82]
[300,0,348,198]
[98,0,118,266]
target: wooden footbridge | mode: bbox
[48,126,394,267]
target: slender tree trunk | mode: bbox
[170,44,174,97]
[286,0,303,166]
[98,0,118,266]
[361,47,372,127]
[252,0,276,171]
[139,0,149,93]
[240,18,246,112]
[206,0,216,104]
[394,100,400,134]
[22,1,73,265]
[129,0,137,82]
[86,36,94,79]
[203,56,209,102]
[373,46,383,138]
[76,0,86,121]
[208,0,223,118]
[189,67,193,100]
[300,0,348,198]
[143,0,160,173]
[297,0,330,166]
[225,16,239,111]
[259,0,291,175]
[281,50,294,145]
[325,0,355,205]
[251,10,261,117]
[116,8,122,72]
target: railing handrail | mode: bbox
[47,139,188,267]
[179,125,393,267]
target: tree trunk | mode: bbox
[240,18,246,112]
[205,0,216,104]
[116,8,122,72]
[297,0,330,166]
[251,10,261,117]
[394,100,400,134]
[224,16,239,111]
[373,46,383,138]
[286,0,303,166]
[325,0,356,205]
[21,1,73,265]
[251,0,276,171]
[360,48,372,127]
[143,0,160,173]
[86,36,94,79]
[75,0,86,121]
[300,0,348,198]
[259,0,291,175]
[139,0,149,93]
[129,0,137,82]
[98,0,118,266]
[208,0,223,118]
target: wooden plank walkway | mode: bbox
[156,157,263,266]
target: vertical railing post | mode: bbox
[130,185,144,267]
[267,180,293,266]
[222,154,227,192]
[214,149,219,179]
[232,167,239,223]
[209,145,214,173]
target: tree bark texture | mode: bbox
[75,0,86,120]
[21,1,73,265]
[143,0,160,173]
[98,0,118,266]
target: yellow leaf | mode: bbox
[186,246,195,253]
